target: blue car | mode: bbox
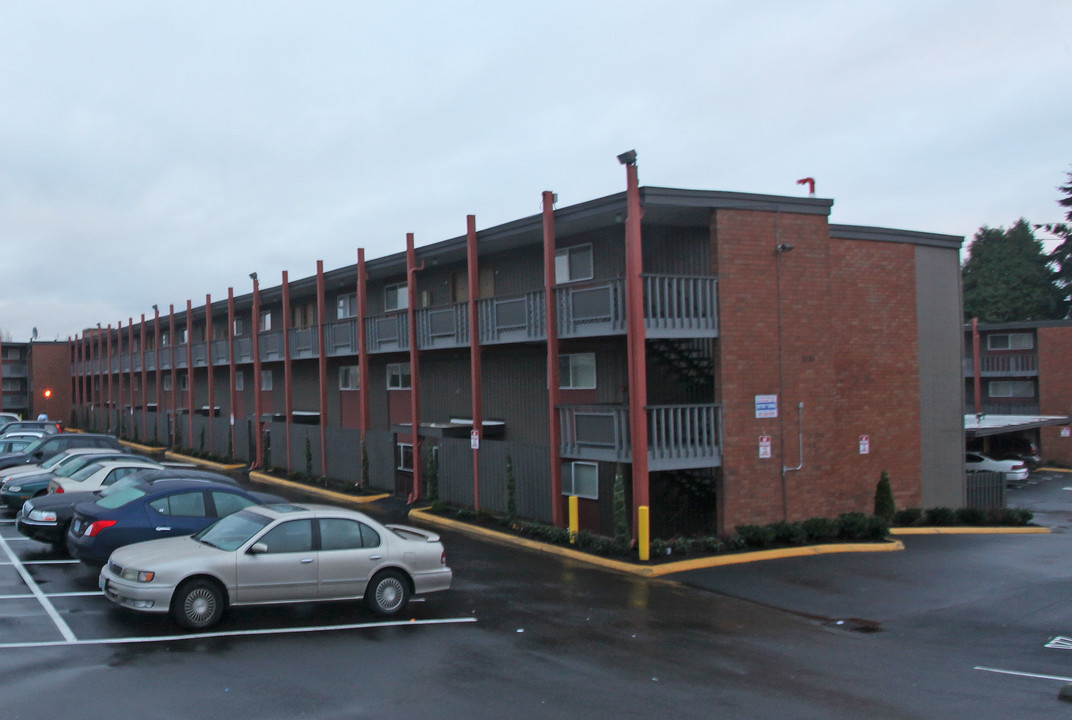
[67,479,281,566]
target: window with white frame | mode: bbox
[179,374,189,392]
[337,293,357,319]
[163,375,173,392]
[555,245,594,284]
[560,353,596,389]
[259,311,272,332]
[397,443,413,471]
[234,318,244,336]
[339,366,360,390]
[987,332,1033,351]
[988,380,1034,398]
[160,331,170,347]
[385,283,409,312]
[235,371,245,392]
[261,369,273,391]
[387,363,411,390]
[562,461,598,500]
[177,327,188,344]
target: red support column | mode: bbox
[205,294,214,455]
[357,250,371,470]
[623,158,650,541]
[542,190,564,526]
[282,271,294,472]
[154,307,161,442]
[168,305,176,445]
[406,233,422,503]
[251,276,264,469]
[140,314,148,440]
[316,261,329,478]
[227,288,237,459]
[972,317,982,416]
[106,324,114,431]
[467,215,483,511]
[186,300,195,445]
[117,320,125,436]
[127,318,135,436]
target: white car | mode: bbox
[0,447,123,482]
[965,452,1029,482]
[49,459,162,494]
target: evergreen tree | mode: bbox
[1042,169,1072,305]
[962,219,1067,322]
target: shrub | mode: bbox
[699,536,725,554]
[672,537,693,556]
[955,507,986,525]
[802,517,838,543]
[864,515,890,540]
[504,455,515,524]
[771,521,807,545]
[613,464,628,550]
[924,507,956,526]
[736,524,776,549]
[725,534,748,552]
[650,539,670,557]
[429,500,449,515]
[987,507,1033,526]
[874,471,895,522]
[893,508,923,526]
[837,512,870,540]
[591,536,621,556]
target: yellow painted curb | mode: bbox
[891,526,1050,535]
[1038,466,1072,473]
[247,470,390,505]
[119,439,168,454]
[408,507,906,578]
[162,450,246,472]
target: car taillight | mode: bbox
[1013,463,1025,471]
[55,486,64,494]
[441,550,447,565]
[86,519,117,537]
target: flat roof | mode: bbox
[964,414,1070,438]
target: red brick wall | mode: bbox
[714,210,924,530]
[1038,326,1072,465]
[29,342,73,424]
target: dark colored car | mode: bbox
[68,477,282,565]
[0,433,121,472]
[0,420,62,438]
[0,449,136,511]
[17,468,243,551]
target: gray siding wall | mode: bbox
[642,225,712,275]
[288,423,323,476]
[324,426,362,483]
[916,244,966,508]
[365,429,396,492]
[419,352,472,422]
[437,438,552,523]
[482,347,549,444]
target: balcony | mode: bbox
[365,312,409,353]
[558,403,722,471]
[289,327,319,359]
[259,330,284,362]
[416,302,470,349]
[211,339,230,366]
[174,343,189,369]
[192,342,208,368]
[325,318,360,357]
[963,352,1038,377]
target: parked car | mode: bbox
[49,458,163,494]
[68,478,283,566]
[0,433,121,472]
[0,432,45,454]
[17,469,243,551]
[965,452,1029,482]
[99,503,453,630]
[0,448,135,511]
[0,420,62,438]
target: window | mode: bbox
[385,282,409,312]
[177,327,188,345]
[259,311,272,332]
[179,374,189,392]
[291,302,316,328]
[387,363,411,390]
[211,491,257,518]
[987,333,1033,351]
[337,293,357,319]
[339,366,360,391]
[163,375,173,392]
[989,380,1034,398]
[261,369,273,391]
[235,370,245,392]
[160,331,170,347]
[149,491,207,518]
[397,443,413,471]
[258,520,314,553]
[560,353,596,389]
[319,518,380,550]
[555,245,593,284]
[563,461,598,500]
[234,318,245,336]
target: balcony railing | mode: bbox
[289,327,319,359]
[962,352,1038,377]
[366,312,409,353]
[644,274,718,338]
[211,339,230,365]
[325,318,360,357]
[417,302,470,349]
[558,402,722,471]
[259,330,283,362]
[478,291,546,345]
[192,342,208,368]
[234,337,253,363]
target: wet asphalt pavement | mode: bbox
[3,468,1072,718]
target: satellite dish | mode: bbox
[31,327,38,340]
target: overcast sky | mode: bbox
[2,1,1069,342]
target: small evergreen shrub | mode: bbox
[802,517,838,542]
[725,534,748,552]
[893,508,923,526]
[924,507,956,526]
[771,521,808,545]
[874,471,895,522]
[836,512,871,540]
[650,539,670,556]
[736,524,776,549]
[955,507,986,525]
[700,536,724,554]
[672,537,692,556]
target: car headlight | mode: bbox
[119,568,156,583]
[28,509,57,522]
[7,485,21,492]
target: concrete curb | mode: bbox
[162,450,246,472]
[247,470,390,506]
[407,507,906,578]
[891,526,1050,535]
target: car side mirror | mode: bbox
[248,542,268,555]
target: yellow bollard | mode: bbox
[638,505,650,561]
[569,495,579,543]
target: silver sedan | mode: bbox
[99,503,452,629]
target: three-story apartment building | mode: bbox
[70,170,966,540]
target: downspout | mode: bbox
[972,317,982,416]
[168,306,176,445]
[154,306,161,441]
[139,314,148,441]
[106,324,113,433]
[774,215,804,520]
[117,320,124,435]
[406,233,423,503]
[127,318,134,435]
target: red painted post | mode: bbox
[357,250,371,471]
[154,306,161,442]
[972,317,982,416]
[406,233,422,503]
[282,271,293,473]
[316,260,329,478]
[186,300,195,446]
[227,288,237,459]
[140,314,148,441]
[542,190,564,526]
[106,324,113,432]
[168,306,176,446]
[251,276,264,469]
[623,158,650,541]
[117,320,125,436]
[205,294,214,455]
[467,215,482,511]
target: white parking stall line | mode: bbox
[0,559,81,565]
[1046,636,1072,650]
[975,666,1072,683]
[0,533,78,642]
[0,591,102,600]
[0,616,478,649]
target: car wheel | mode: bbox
[365,570,410,616]
[171,579,224,630]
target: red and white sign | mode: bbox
[470,430,480,450]
[759,435,772,459]
[859,435,870,454]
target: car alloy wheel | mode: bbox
[366,570,409,616]
[172,579,224,630]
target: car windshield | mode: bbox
[69,463,105,482]
[53,456,99,477]
[99,476,142,497]
[95,486,147,509]
[21,437,47,455]
[194,509,272,551]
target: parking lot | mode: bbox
[4,470,1072,718]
